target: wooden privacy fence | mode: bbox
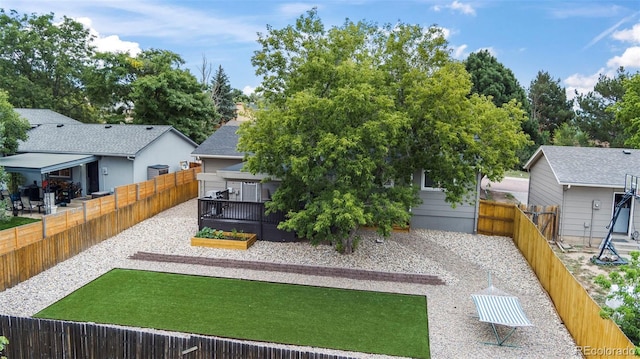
[478,200,559,241]
[512,208,636,359]
[0,315,354,359]
[477,200,517,237]
[0,168,200,291]
[518,203,559,241]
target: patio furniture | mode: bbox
[21,196,43,214]
[471,279,533,347]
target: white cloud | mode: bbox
[612,23,640,43]
[564,70,602,99]
[76,17,142,56]
[452,44,467,59]
[607,46,640,68]
[449,1,476,16]
[243,85,256,96]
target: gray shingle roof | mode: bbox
[19,124,196,157]
[14,108,82,126]
[524,145,640,188]
[191,122,244,158]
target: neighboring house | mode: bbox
[524,145,640,245]
[0,109,197,201]
[193,119,481,235]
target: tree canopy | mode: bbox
[464,50,529,111]
[614,73,640,148]
[129,50,219,143]
[574,67,629,147]
[528,71,574,139]
[0,9,97,122]
[0,90,29,155]
[0,10,221,142]
[239,10,529,253]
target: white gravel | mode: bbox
[0,199,581,359]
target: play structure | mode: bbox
[591,174,640,266]
[471,274,533,346]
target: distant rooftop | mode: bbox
[14,108,82,126]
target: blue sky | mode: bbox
[2,0,639,98]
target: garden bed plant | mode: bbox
[191,227,257,249]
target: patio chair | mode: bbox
[21,196,43,214]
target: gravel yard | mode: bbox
[0,199,580,358]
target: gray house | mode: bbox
[192,120,480,234]
[0,109,197,201]
[524,145,640,245]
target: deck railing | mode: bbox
[197,198,296,242]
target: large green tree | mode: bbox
[574,67,629,147]
[131,50,219,143]
[239,10,528,253]
[528,71,574,140]
[464,50,533,165]
[84,51,139,124]
[464,50,529,110]
[0,9,97,122]
[614,73,640,148]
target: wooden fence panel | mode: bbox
[477,200,516,237]
[0,316,355,359]
[155,172,175,193]
[513,209,636,358]
[44,212,72,237]
[115,184,137,208]
[139,180,156,199]
[15,222,43,249]
[0,228,16,254]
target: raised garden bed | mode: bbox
[191,228,257,250]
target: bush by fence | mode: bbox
[0,315,354,359]
[0,168,200,291]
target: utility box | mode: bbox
[147,164,169,180]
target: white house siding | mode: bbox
[410,170,477,233]
[528,156,563,206]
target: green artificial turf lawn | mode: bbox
[35,269,430,358]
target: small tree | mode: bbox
[595,251,640,348]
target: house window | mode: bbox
[49,168,71,178]
[421,171,442,191]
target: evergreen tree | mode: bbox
[574,67,629,147]
[211,65,236,123]
[528,71,574,138]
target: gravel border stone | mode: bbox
[0,199,581,358]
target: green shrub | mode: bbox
[195,227,225,239]
[0,335,8,359]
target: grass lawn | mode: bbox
[35,269,430,358]
[0,216,40,230]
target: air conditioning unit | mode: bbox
[147,164,169,180]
